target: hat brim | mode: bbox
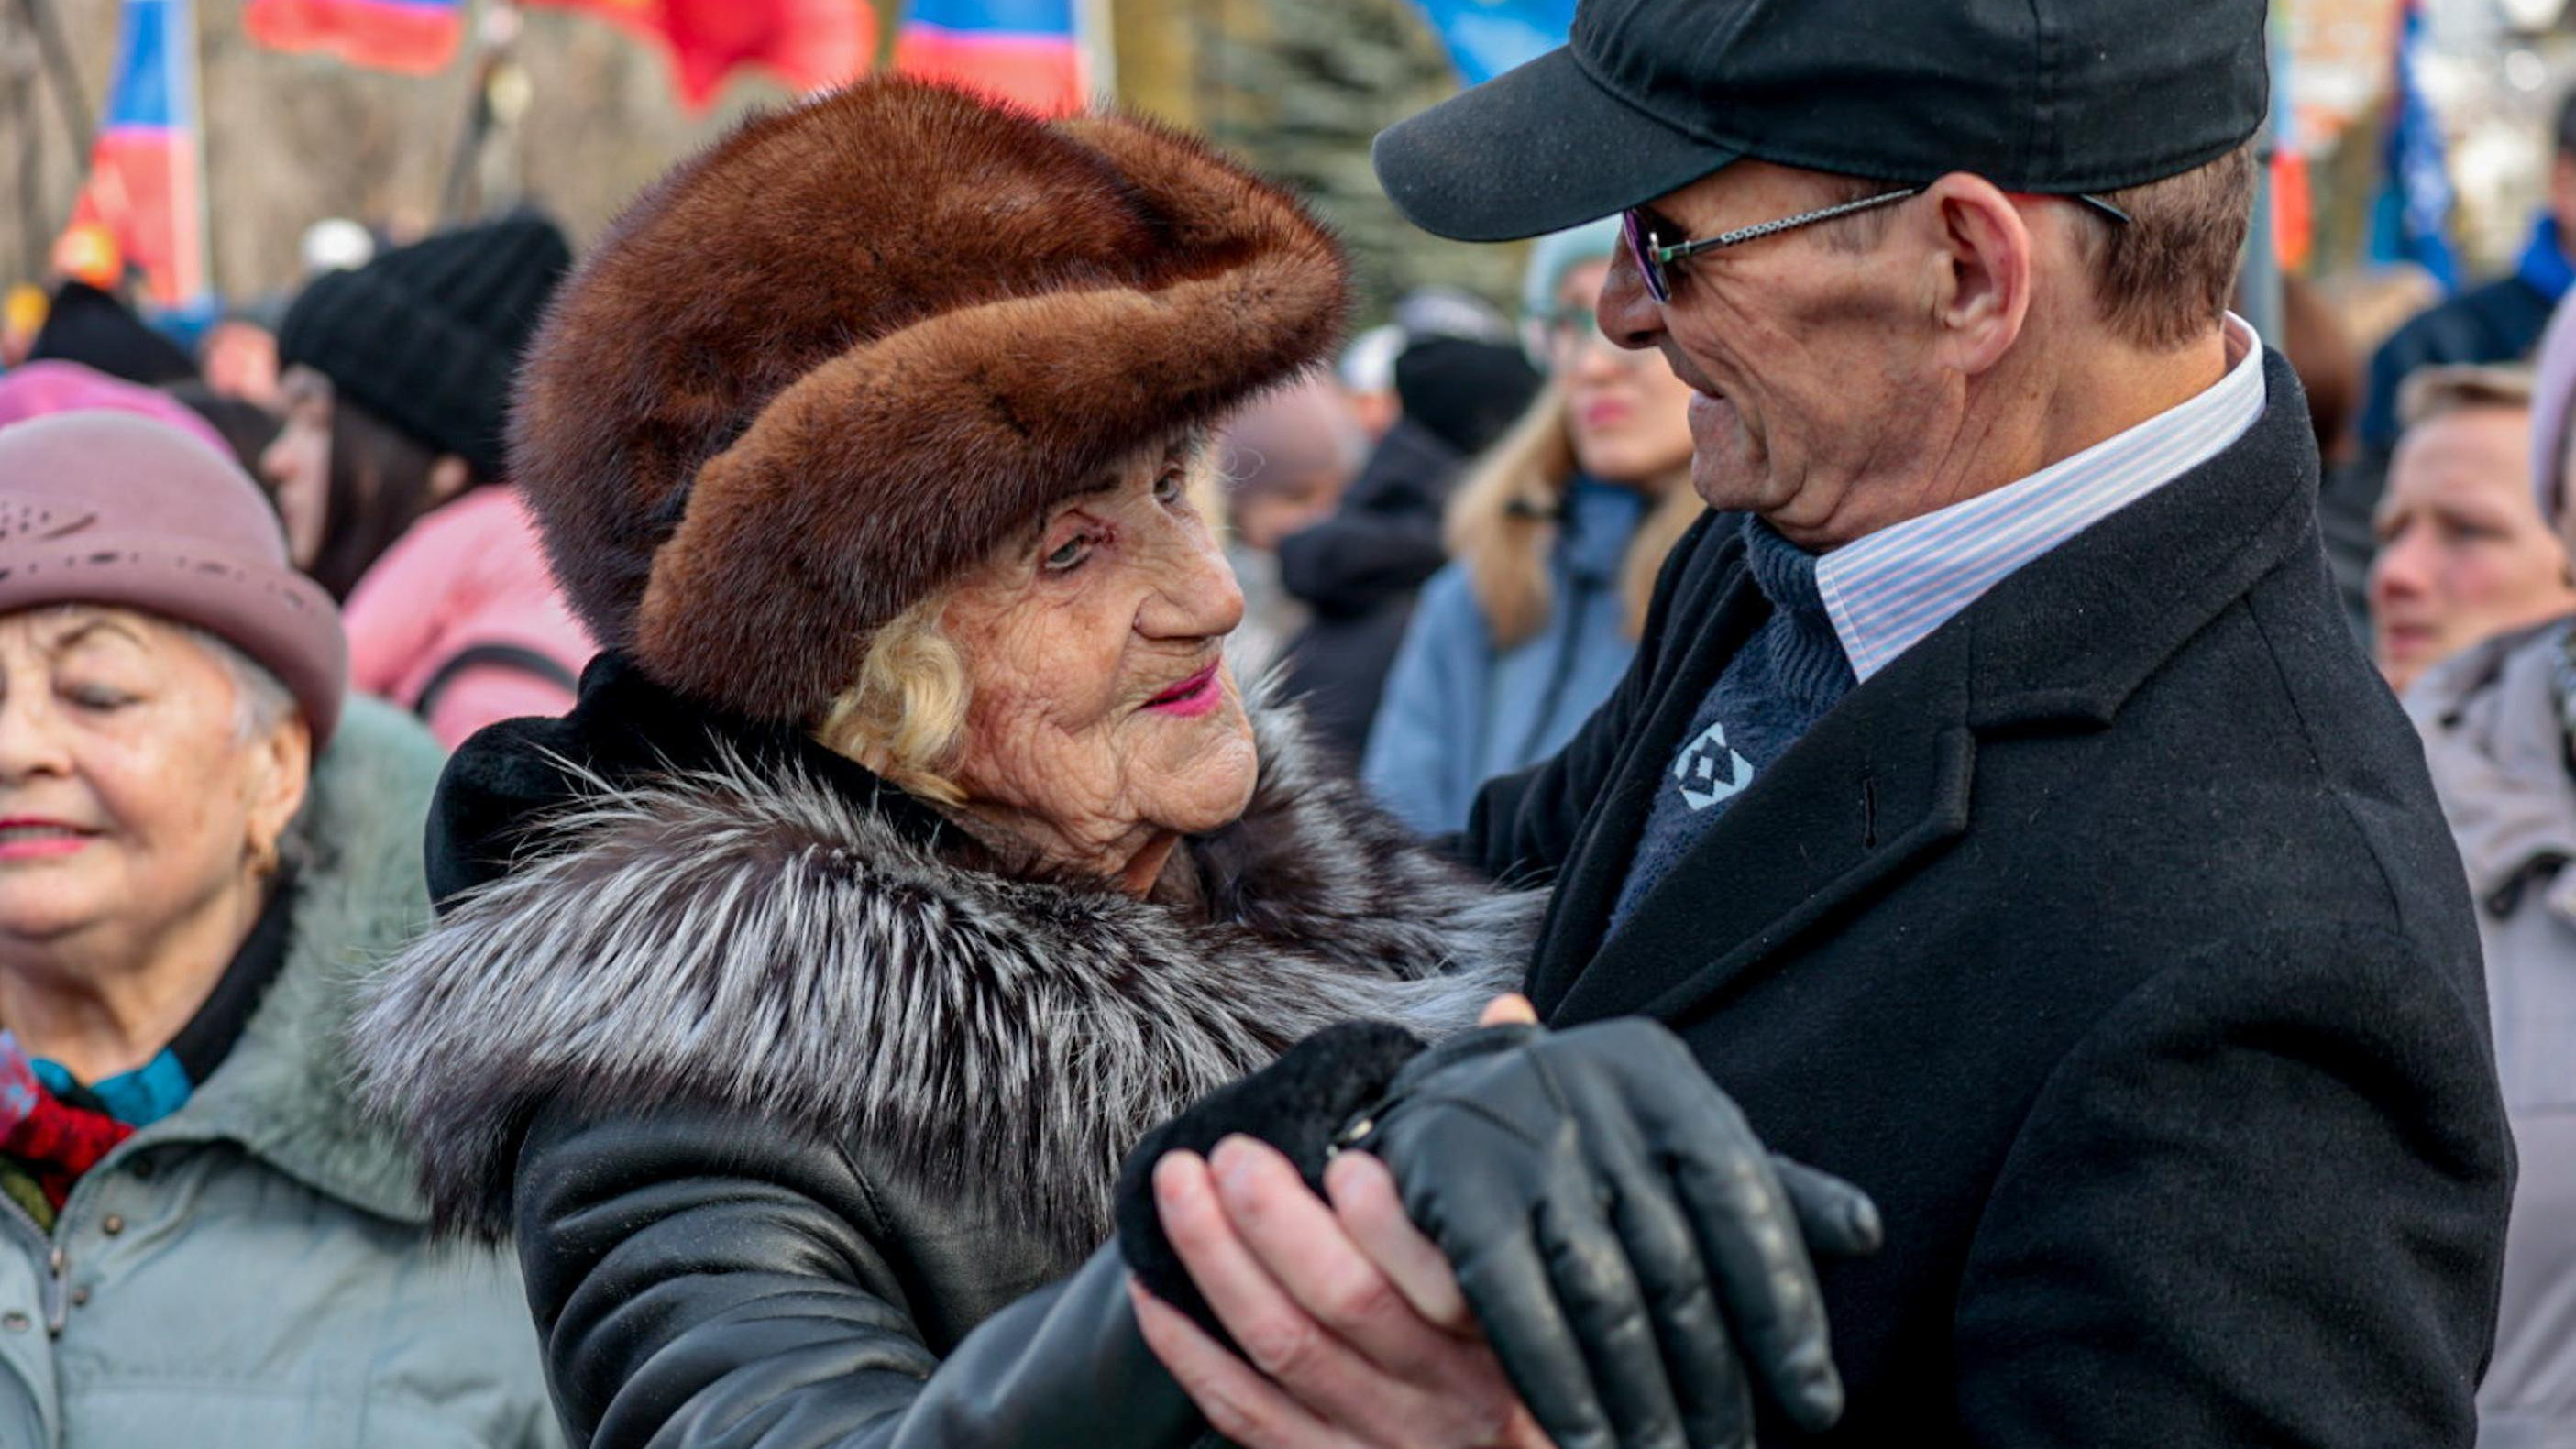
[1372,46,1743,243]
[0,535,347,743]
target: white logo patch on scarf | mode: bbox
[1673,720,1755,812]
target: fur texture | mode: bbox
[510,79,1352,723]
[347,702,1540,1252]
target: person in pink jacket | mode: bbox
[341,486,594,749]
[261,213,593,746]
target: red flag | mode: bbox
[65,0,208,308]
[243,0,464,75]
[525,0,874,110]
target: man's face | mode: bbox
[2368,404,2576,694]
[1598,162,1949,549]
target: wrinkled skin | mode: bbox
[939,438,1258,895]
[1600,160,2226,549]
[2369,403,2576,694]
[0,605,307,1083]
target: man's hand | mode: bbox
[1354,1015,1882,1449]
[1134,1135,1550,1449]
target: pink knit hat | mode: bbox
[0,360,231,457]
[0,412,346,741]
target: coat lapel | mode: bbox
[1547,628,1978,1026]
[1525,546,1767,1015]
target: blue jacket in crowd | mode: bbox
[1363,478,1648,834]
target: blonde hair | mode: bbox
[1447,379,1702,648]
[812,594,972,805]
[812,436,1227,802]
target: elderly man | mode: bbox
[1140,0,2517,1445]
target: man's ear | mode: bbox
[1919,172,2032,379]
[427,455,476,507]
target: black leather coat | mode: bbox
[348,658,1539,1448]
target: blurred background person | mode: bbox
[263,212,595,748]
[25,228,196,389]
[1338,323,1407,441]
[1216,376,1368,676]
[0,411,555,1447]
[2401,295,2576,1449]
[163,380,285,480]
[1363,220,1701,835]
[0,362,231,460]
[2360,93,2576,470]
[195,311,283,409]
[2369,365,2576,694]
[1275,325,1542,759]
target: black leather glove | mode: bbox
[1346,1019,1882,1449]
[1116,1020,1429,1350]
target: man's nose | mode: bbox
[2369,529,2434,608]
[1598,243,1665,353]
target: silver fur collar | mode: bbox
[348,705,1541,1250]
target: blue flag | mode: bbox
[2368,0,2458,293]
[1410,0,1576,86]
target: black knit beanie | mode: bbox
[1393,336,1542,458]
[28,281,198,386]
[277,213,571,482]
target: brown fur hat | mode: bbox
[511,78,1350,722]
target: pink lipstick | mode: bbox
[1144,662,1224,719]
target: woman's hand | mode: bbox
[1133,1135,1550,1449]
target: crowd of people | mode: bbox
[0,0,2573,1444]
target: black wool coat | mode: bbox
[1464,352,2516,1447]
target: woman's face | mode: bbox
[0,607,306,960]
[2369,404,2576,694]
[940,440,1254,884]
[259,365,333,568]
[1547,259,1697,487]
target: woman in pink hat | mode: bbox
[0,412,556,1446]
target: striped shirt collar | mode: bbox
[1814,313,2268,682]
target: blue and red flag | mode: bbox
[244,0,463,75]
[61,0,208,309]
[895,0,1085,117]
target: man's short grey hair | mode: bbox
[1817,140,2258,351]
[2397,364,2535,433]
[174,624,301,743]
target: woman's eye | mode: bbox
[1044,535,1093,573]
[64,684,133,711]
[1155,468,1186,504]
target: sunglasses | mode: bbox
[1620,188,2136,305]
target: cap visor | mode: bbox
[1373,46,1742,243]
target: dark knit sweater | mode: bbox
[1609,515,1855,930]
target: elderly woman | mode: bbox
[0,412,556,1446]
[349,81,1867,1449]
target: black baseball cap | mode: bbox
[1374,0,2270,243]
